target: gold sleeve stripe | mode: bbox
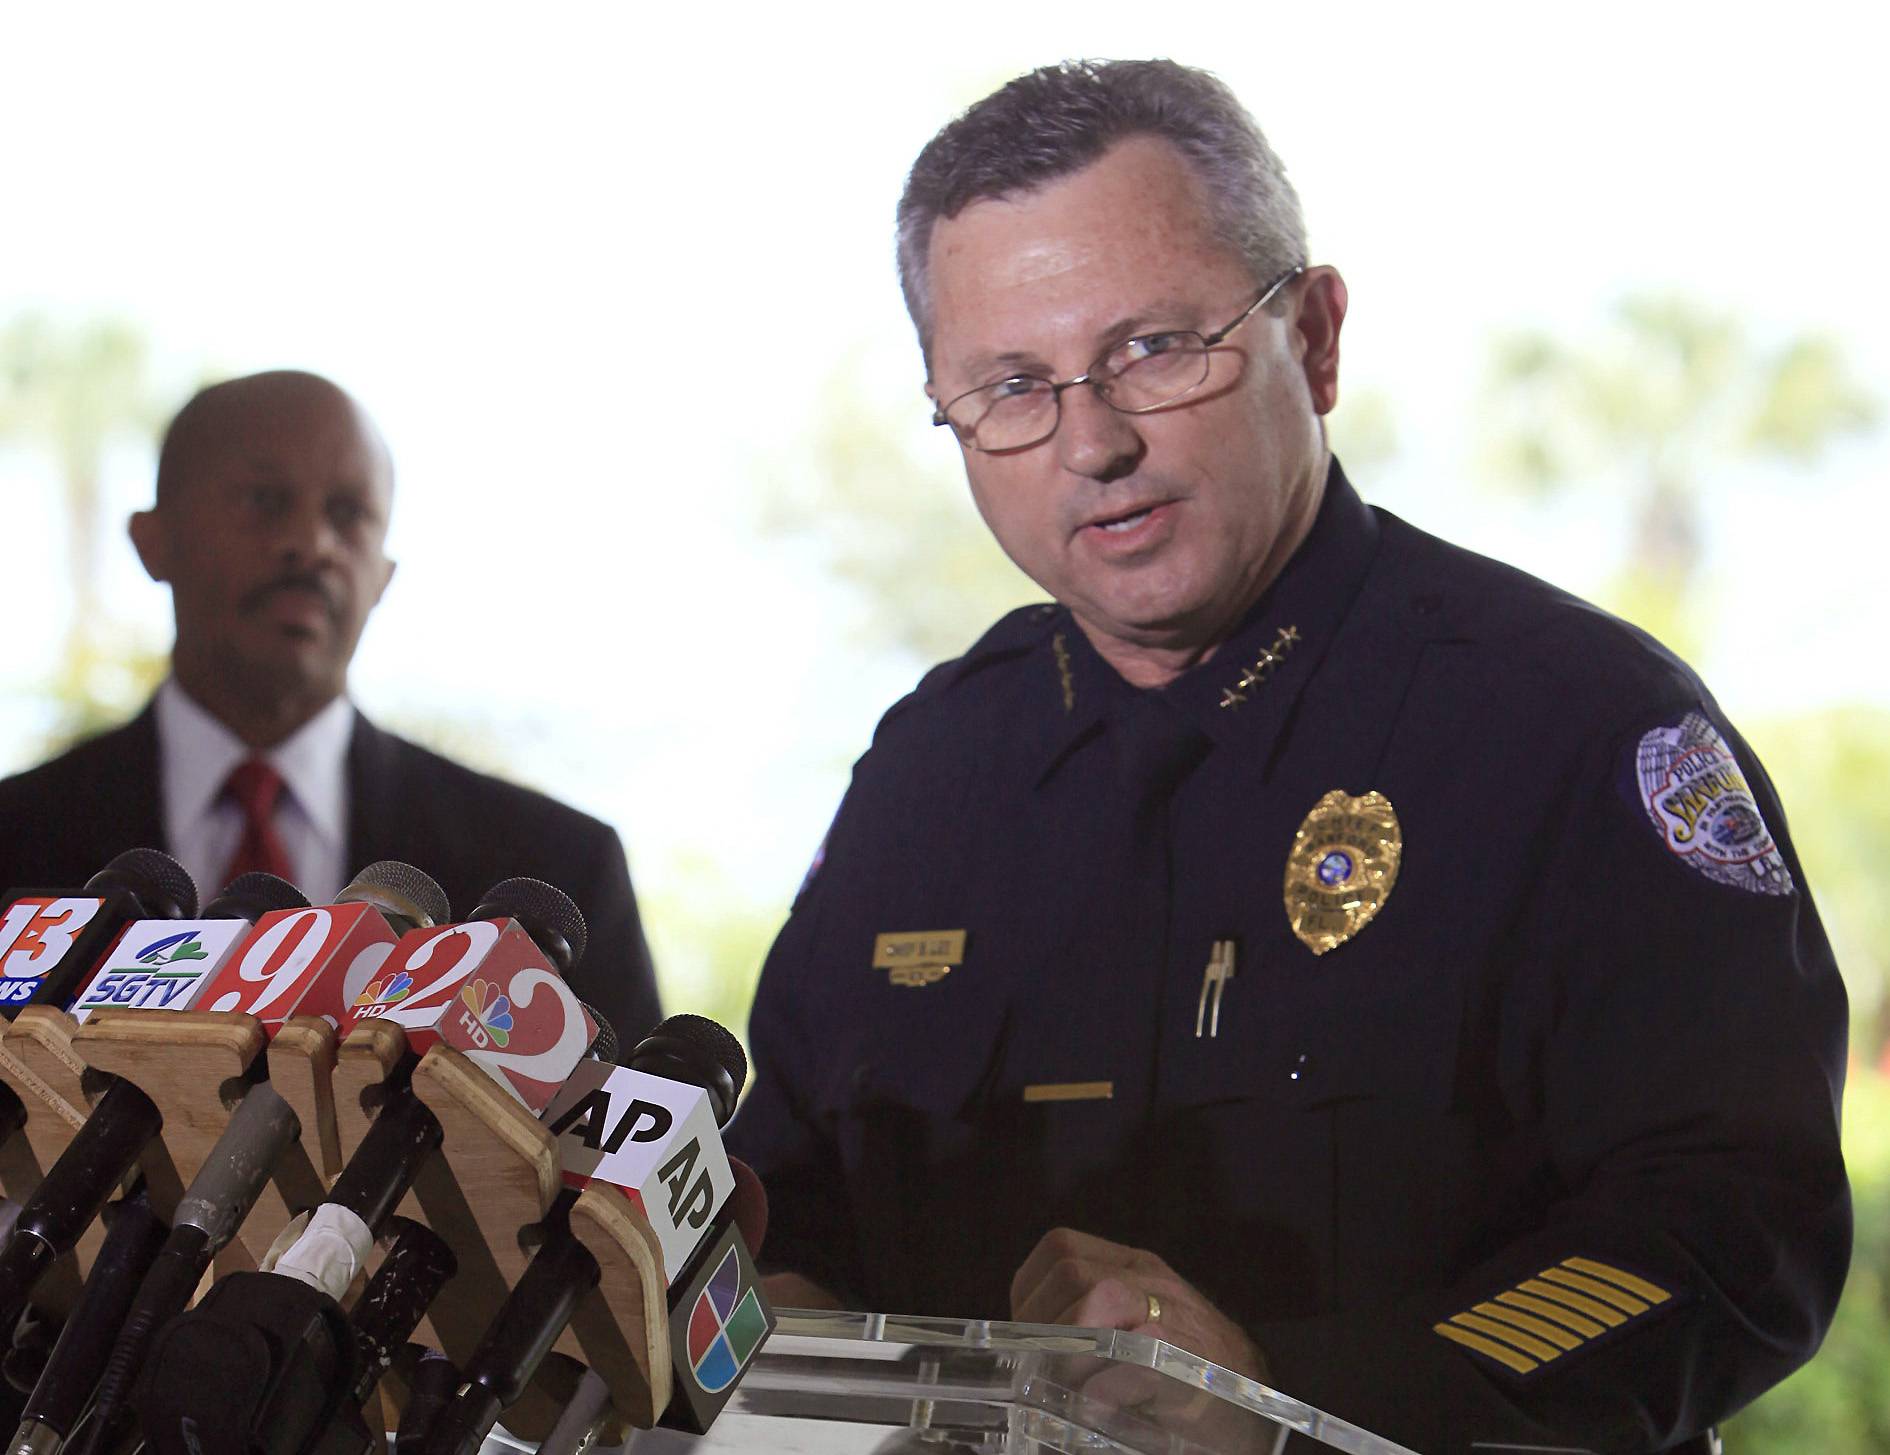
[1517,1278,1626,1327]
[1538,1267,1650,1314]
[1450,1312,1563,1363]
[1474,1302,1582,1351]
[1497,1289,1607,1338]
[1561,1257,1671,1305]
[1434,1322,1539,1374]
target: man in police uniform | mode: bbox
[726,60,1849,1453]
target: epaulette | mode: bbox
[865,603,1062,750]
[916,603,1062,699]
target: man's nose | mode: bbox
[1055,385,1144,482]
[275,497,340,569]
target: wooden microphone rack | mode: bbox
[0,1006,665,1443]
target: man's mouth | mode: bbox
[1084,501,1169,535]
[245,579,341,630]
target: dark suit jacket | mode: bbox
[0,705,662,1046]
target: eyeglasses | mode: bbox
[931,265,1304,454]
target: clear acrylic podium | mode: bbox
[482,1309,1419,1454]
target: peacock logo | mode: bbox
[459,979,514,1046]
[354,970,414,1009]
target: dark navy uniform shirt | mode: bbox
[728,461,1849,1453]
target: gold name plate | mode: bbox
[873,930,966,988]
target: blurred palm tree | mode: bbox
[0,315,171,752]
[1480,296,1878,655]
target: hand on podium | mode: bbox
[1010,1227,1269,1383]
[1011,1227,1275,1447]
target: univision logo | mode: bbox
[685,1246,768,1393]
[135,932,209,967]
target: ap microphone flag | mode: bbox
[543,1060,736,1281]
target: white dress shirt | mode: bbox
[154,678,355,905]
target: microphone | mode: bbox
[0,849,197,1015]
[545,1158,774,1451]
[542,1013,744,1281]
[341,1217,458,1409]
[62,1079,304,1455]
[66,865,450,1455]
[269,878,593,1303]
[129,881,594,1454]
[412,1198,601,1455]
[66,872,308,1022]
[6,1192,166,1454]
[129,1218,460,1455]
[0,874,310,1333]
[416,1015,756,1452]
[193,859,451,1031]
[338,876,597,1110]
[659,1154,775,1436]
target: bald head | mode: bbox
[156,370,393,508]
[132,370,398,747]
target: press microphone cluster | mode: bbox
[121,877,613,1454]
[0,849,772,1453]
[0,853,454,1455]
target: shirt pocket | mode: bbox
[808,970,1016,1315]
[1282,943,1480,1308]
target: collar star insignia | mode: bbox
[1219,625,1302,710]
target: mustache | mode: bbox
[239,573,342,623]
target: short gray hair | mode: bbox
[896,59,1308,364]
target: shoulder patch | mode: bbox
[1635,711,1792,896]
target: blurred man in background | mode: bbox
[0,370,661,1041]
[729,60,1848,1453]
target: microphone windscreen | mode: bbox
[342,860,450,927]
[638,1014,748,1099]
[205,872,310,918]
[725,1156,768,1257]
[470,876,589,970]
[88,848,199,919]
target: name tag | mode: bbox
[871,930,965,988]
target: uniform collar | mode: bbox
[1028,456,1381,787]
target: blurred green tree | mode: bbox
[1480,297,1878,658]
[0,315,170,751]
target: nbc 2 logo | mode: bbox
[352,970,414,1017]
[455,978,514,1049]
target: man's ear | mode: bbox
[372,555,397,609]
[1294,266,1348,417]
[127,508,171,583]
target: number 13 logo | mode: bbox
[0,898,104,980]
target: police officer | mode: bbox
[727,60,1849,1453]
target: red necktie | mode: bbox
[220,757,296,887]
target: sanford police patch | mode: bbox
[1636,711,1792,896]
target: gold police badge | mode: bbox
[1283,790,1402,955]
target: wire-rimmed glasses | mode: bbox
[932,265,1304,454]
